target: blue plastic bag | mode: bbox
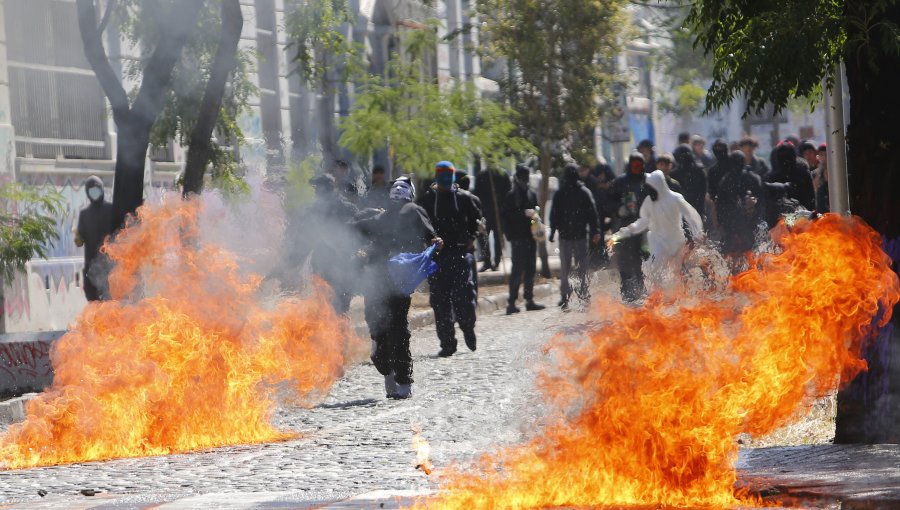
[387,244,439,295]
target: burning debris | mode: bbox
[420,215,900,509]
[0,197,362,469]
[413,427,434,476]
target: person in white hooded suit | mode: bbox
[609,170,703,275]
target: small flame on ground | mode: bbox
[421,215,900,509]
[413,427,434,476]
[0,197,362,469]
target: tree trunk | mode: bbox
[111,117,152,230]
[182,0,244,196]
[537,149,552,278]
[834,3,900,444]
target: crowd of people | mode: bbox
[73,133,830,401]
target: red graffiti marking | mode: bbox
[0,341,53,380]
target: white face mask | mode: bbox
[88,187,103,201]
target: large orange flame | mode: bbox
[424,214,900,509]
[0,197,361,469]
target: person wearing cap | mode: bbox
[356,179,441,399]
[501,165,547,315]
[609,152,650,301]
[417,161,482,357]
[74,176,114,301]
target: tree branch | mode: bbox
[183,0,244,196]
[97,0,117,34]
[76,0,129,116]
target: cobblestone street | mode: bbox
[0,303,571,508]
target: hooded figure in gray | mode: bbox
[74,175,114,301]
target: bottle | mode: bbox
[530,206,547,243]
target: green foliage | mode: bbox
[284,154,322,211]
[115,0,254,172]
[285,0,366,90]
[0,183,64,282]
[208,151,250,198]
[475,0,626,153]
[338,33,534,177]
[683,0,900,114]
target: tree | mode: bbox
[0,184,64,282]
[475,0,627,274]
[77,0,204,229]
[338,36,533,177]
[286,0,365,165]
[687,0,900,443]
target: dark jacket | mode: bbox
[610,171,647,230]
[707,152,731,200]
[716,152,764,254]
[417,185,482,249]
[766,144,815,212]
[672,147,708,216]
[357,202,436,264]
[473,170,511,228]
[77,176,114,270]
[549,168,599,240]
[501,182,538,241]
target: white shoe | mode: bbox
[384,372,398,398]
[392,383,412,399]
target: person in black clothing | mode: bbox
[305,173,361,314]
[610,153,649,302]
[588,163,616,269]
[473,167,511,271]
[357,179,440,399]
[456,170,483,294]
[417,161,482,357]
[637,139,657,174]
[766,141,815,220]
[738,137,770,178]
[361,165,390,210]
[549,164,601,310]
[707,139,730,200]
[74,175,114,301]
[502,165,547,315]
[715,151,764,257]
[672,144,708,219]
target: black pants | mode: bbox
[429,249,477,351]
[365,292,414,385]
[508,238,536,304]
[616,236,645,302]
[479,223,503,266]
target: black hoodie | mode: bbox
[76,176,114,270]
[549,166,599,240]
[671,144,708,216]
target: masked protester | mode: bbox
[610,153,649,301]
[356,179,440,399]
[716,151,764,257]
[501,165,547,315]
[74,176,114,301]
[609,170,704,278]
[417,161,482,357]
[549,164,600,310]
[672,144,708,219]
[707,139,731,200]
[766,141,815,213]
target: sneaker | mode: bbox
[525,301,546,311]
[437,347,456,357]
[560,301,570,312]
[478,263,493,272]
[391,383,412,399]
[384,372,398,398]
[506,304,521,315]
[557,298,568,307]
[463,330,476,351]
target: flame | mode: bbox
[423,214,900,509]
[413,427,434,476]
[0,197,362,469]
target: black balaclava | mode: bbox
[563,164,579,186]
[773,143,797,174]
[673,144,694,171]
[514,165,530,189]
[728,151,747,174]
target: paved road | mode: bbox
[0,302,569,508]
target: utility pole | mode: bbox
[824,63,850,215]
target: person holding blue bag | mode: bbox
[357,178,442,399]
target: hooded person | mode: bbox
[417,161,482,356]
[549,164,600,309]
[766,141,815,213]
[671,143,708,218]
[716,151,764,257]
[74,175,114,301]
[356,179,440,399]
[502,164,546,314]
[610,170,704,278]
[610,152,649,301]
[707,139,730,200]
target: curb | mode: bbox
[0,393,36,427]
